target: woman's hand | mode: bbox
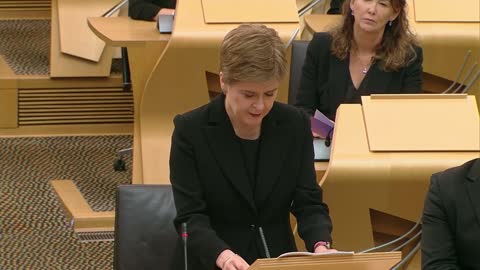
[216,249,250,270]
[314,245,337,253]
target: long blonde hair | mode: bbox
[330,0,419,71]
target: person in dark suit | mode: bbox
[169,24,334,270]
[421,158,480,270]
[296,0,422,120]
[128,0,176,21]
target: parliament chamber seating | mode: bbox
[1,1,478,270]
[114,185,178,270]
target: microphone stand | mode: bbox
[181,222,188,270]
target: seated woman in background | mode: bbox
[170,24,334,270]
[128,0,176,21]
[296,0,423,120]
[421,158,480,269]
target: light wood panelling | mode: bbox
[51,180,114,232]
[17,74,123,89]
[0,123,132,136]
[87,17,170,47]
[75,211,115,232]
[0,42,132,135]
[0,89,18,128]
[57,0,119,62]
[0,0,50,6]
[201,0,299,23]
[0,56,17,89]
[18,87,133,126]
[50,0,114,77]
[413,0,479,22]
[51,180,93,219]
[0,0,50,18]
[0,56,18,129]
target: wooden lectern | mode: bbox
[51,0,122,77]
[319,94,479,269]
[249,252,401,270]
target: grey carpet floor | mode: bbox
[0,19,122,76]
[0,135,132,270]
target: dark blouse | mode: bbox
[238,137,260,192]
[344,63,372,104]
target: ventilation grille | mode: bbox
[0,0,50,11]
[76,231,115,243]
[18,88,134,126]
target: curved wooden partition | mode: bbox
[88,16,171,183]
[139,0,299,184]
[319,96,480,256]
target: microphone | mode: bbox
[181,222,188,270]
[298,0,324,17]
[102,0,128,17]
[284,27,300,49]
[258,227,271,258]
[325,128,334,147]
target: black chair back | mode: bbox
[288,40,310,105]
[114,185,178,270]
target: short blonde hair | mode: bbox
[220,24,287,84]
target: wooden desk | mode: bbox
[89,17,170,183]
[320,102,479,268]
[57,0,119,62]
[50,0,117,77]
[315,161,328,181]
[88,17,170,46]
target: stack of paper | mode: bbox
[310,110,334,139]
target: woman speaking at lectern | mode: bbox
[169,24,334,270]
[296,0,423,120]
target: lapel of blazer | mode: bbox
[254,105,290,209]
[465,158,480,226]
[362,61,392,94]
[203,95,256,213]
[330,55,349,108]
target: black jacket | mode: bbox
[422,158,480,270]
[327,0,344,14]
[128,0,176,21]
[170,94,332,269]
[295,32,423,119]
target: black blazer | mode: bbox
[128,0,176,21]
[169,95,332,270]
[327,0,344,14]
[295,32,423,119]
[421,158,480,270]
